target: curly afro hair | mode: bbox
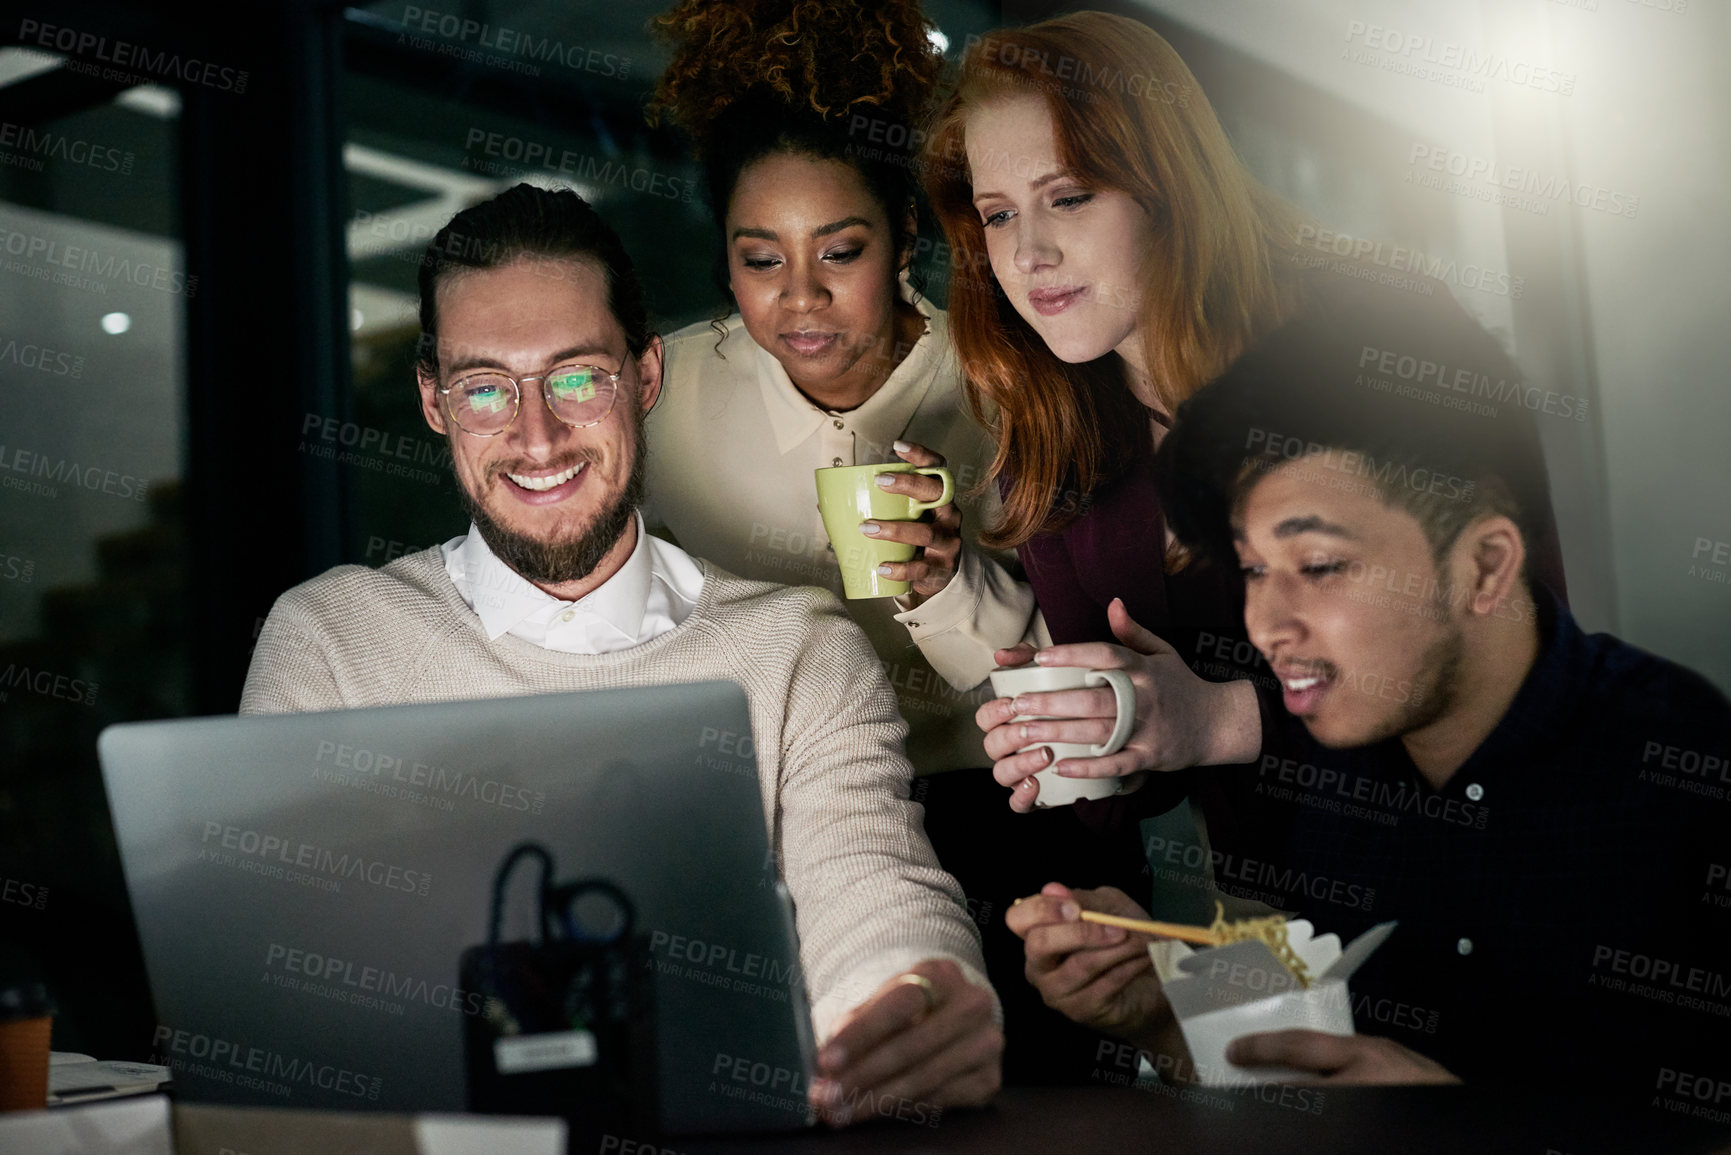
[647,0,941,241]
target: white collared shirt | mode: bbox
[442,512,704,654]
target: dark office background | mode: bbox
[2,0,1726,1063]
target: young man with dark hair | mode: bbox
[1005,295,1731,1104]
[243,185,1002,1124]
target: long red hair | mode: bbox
[924,11,1310,548]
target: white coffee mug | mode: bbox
[987,665,1136,807]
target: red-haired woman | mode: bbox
[921,11,1565,810]
[915,9,1569,1078]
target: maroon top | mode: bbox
[1019,274,1569,651]
[1013,278,1571,838]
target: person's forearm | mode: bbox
[1201,679,1262,767]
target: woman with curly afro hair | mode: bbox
[642,0,1025,1120]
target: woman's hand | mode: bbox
[976,599,1261,812]
[864,440,963,607]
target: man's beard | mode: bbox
[458,422,647,587]
[1344,623,1464,748]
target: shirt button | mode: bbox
[831,456,843,467]
[1465,783,1484,801]
[1456,937,1474,956]
[832,419,844,430]
[560,610,575,623]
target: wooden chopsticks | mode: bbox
[1079,910,1220,946]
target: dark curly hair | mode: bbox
[647,0,941,289]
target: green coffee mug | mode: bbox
[815,462,955,599]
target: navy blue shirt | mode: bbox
[1155,589,1731,1101]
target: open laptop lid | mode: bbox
[98,680,816,1133]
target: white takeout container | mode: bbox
[1148,918,1397,1086]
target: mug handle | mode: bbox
[1084,669,1136,756]
[905,467,955,514]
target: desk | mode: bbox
[673,1086,1730,1155]
[12,1086,1729,1155]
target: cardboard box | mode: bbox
[1148,919,1397,1085]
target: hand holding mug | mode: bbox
[977,600,1263,812]
[864,440,965,606]
[987,663,1135,808]
[815,458,954,600]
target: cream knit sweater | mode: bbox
[240,547,995,1039]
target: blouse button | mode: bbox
[1456,937,1474,956]
[831,456,843,467]
[1465,783,1484,802]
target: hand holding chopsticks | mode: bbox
[1077,910,1220,946]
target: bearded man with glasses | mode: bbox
[240,184,1003,1124]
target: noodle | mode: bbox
[1209,902,1313,988]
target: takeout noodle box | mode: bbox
[1148,919,1397,1086]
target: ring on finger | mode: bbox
[897,972,941,1016]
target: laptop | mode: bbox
[97,680,817,1134]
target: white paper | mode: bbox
[0,1094,172,1155]
[414,1114,567,1155]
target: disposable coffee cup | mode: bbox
[0,981,55,1111]
[814,462,954,599]
[988,664,1134,807]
